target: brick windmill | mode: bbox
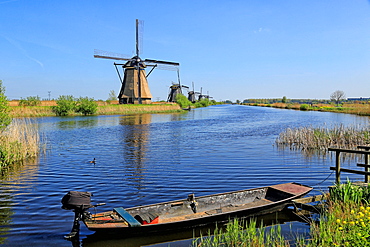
[94,19,180,104]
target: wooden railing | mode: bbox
[328,146,370,184]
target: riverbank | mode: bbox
[245,102,370,116]
[9,102,182,117]
[194,181,369,247]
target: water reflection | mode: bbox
[119,115,151,196]
[0,158,39,244]
[56,118,99,129]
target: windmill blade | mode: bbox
[144,59,179,66]
[136,19,144,57]
[144,63,178,71]
[94,49,131,61]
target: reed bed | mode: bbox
[275,124,370,152]
[193,218,288,247]
[0,118,41,170]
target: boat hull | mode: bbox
[83,182,312,235]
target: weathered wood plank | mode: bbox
[292,194,327,204]
[330,167,370,176]
[358,145,370,150]
[328,148,370,154]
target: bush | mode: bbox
[300,104,310,111]
[194,98,210,108]
[76,97,98,115]
[175,94,192,108]
[19,96,41,106]
[0,80,11,132]
[52,95,77,116]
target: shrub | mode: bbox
[19,96,41,106]
[52,95,77,116]
[175,94,192,108]
[300,104,310,111]
[76,97,98,115]
[194,98,210,108]
[0,80,11,132]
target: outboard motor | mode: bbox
[61,191,94,239]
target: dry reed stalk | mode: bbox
[0,118,41,167]
[276,124,370,152]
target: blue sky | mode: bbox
[1,0,370,102]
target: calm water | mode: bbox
[1,105,369,246]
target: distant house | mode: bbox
[347,97,370,102]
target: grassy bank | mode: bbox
[245,102,370,116]
[9,103,182,117]
[193,181,370,247]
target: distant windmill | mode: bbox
[187,82,200,103]
[198,87,212,101]
[94,19,180,104]
[167,83,189,102]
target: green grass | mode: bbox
[192,181,370,247]
[193,218,288,247]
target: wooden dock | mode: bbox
[328,145,370,184]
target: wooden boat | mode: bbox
[82,182,312,235]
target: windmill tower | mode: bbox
[187,82,200,103]
[94,19,179,104]
[167,82,189,103]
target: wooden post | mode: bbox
[335,151,341,184]
[358,146,370,183]
[365,153,369,183]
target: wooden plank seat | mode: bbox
[113,207,141,227]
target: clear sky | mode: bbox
[1,0,370,102]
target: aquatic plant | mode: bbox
[193,218,288,247]
[276,124,370,152]
[298,182,370,247]
[0,118,41,170]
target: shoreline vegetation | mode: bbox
[0,118,42,171]
[244,102,370,116]
[194,181,370,247]
[8,100,183,118]
[276,124,370,153]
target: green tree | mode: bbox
[282,96,287,103]
[0,80,12,131]
[19,96,41,106]
[52,95,77,116]
[76,97,98,115]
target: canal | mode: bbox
[0,105,369,246]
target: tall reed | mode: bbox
[193,218,288,247]
[296,181,370,247]
[0,118,41,170]
[276,124,370,152]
